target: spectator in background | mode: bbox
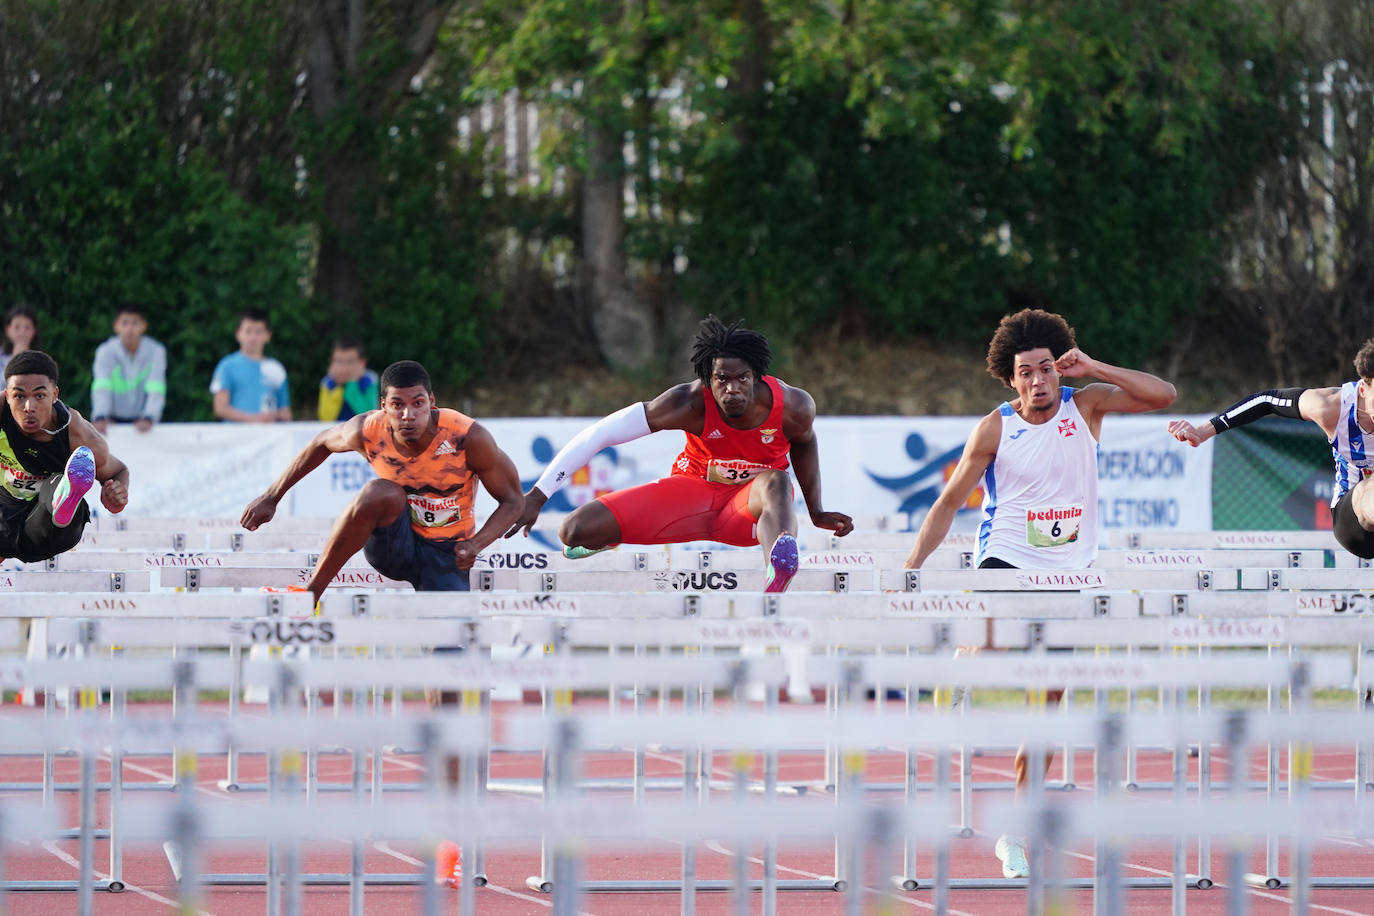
[210,308,291,423]
[90,303,167,433]
[317,337,379,422]
[0,305,39,377]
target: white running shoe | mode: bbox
[995,834,1029,879]
[53,446,95,527]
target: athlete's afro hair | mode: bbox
[985,309,1077,386]
[690,316,771,384]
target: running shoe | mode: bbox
[763,533,799,593]
[52,446,95,527]
[434,840,462,888]
[259,586,310,593]
[995,834,1029,879]
[563,545,612,560]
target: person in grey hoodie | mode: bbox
[90,303,166,433]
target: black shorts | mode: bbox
[978,556,1017,569]
[0,478,89,562]
[1332,488,1374,558]
[363,511,471,592]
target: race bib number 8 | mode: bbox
[408,494,462,527]
[1026,505,1083,548]
[706,459,771,485]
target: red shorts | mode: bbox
[599,475,766,547]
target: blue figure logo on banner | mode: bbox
[521,436,622,550]
[864,432,980,531]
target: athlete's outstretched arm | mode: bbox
[241,415,366,530]
[1169,386,1341,446]
[903,411,1000,569]
[503,384,699,537]
[67,410,131,513]
[452,424,524,568]
[784,390,853,536]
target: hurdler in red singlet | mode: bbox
[505,318,853,591]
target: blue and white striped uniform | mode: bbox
[1329,381,1374,505]
[976,388,1100,569]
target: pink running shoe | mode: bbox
[52,446,95,527]
[763,533,799,593]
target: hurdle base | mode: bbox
[526,875,553,893]
[216,779,240,792]
[1243,873,1284,889]
[890,875,919,891]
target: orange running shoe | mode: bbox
[435,840,462,888]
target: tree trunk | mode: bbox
[583,100,656,369]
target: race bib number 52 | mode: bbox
[1026,505,1083,547]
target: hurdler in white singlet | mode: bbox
[976,387,1100,569]
[1330,381,1374,505]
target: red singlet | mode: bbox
[599,376,792,546]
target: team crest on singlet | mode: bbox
[759,428,778,444]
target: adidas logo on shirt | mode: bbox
[434,440,458,456]
[706,429,724,439]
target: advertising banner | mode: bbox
[95,409,1217,535]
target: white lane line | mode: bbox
[370,840,599,915]
[42,839,216,915]
[701,838,979,915]
[1055,847,1374,916]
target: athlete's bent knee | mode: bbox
[352,479,407,522]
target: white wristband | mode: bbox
[534,403,651,497]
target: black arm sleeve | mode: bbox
[1210,388,1307,432]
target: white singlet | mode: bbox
[1329,381,1373,505]
[976,388,1100,569]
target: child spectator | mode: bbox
[210,309,292,422]
[90,303,167,433]
[317,337,379,421]
[0,305,39,377]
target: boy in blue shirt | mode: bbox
[210,309,292,422]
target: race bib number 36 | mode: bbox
[706,459,770,485]
[408,494,462,527]
[1026,505,1083,548]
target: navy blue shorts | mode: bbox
[363,511,470,592]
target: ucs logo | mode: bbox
[653,571,739,592]
[231,620,337,645]
[477,552,551,569]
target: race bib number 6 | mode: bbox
[408,494,462,527]
[706,459,771,485]
[1026,505,1083,548]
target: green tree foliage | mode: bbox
[0,2,310,420]
[0,0,1307,415]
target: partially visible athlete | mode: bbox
[241,359,523,889]
[1,350,129,561]
[1169,339,1374,559]
[504,317,853,588]
[903,309,1176,879]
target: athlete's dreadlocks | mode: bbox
[690,316,772,384]
[985,309,1077,386]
